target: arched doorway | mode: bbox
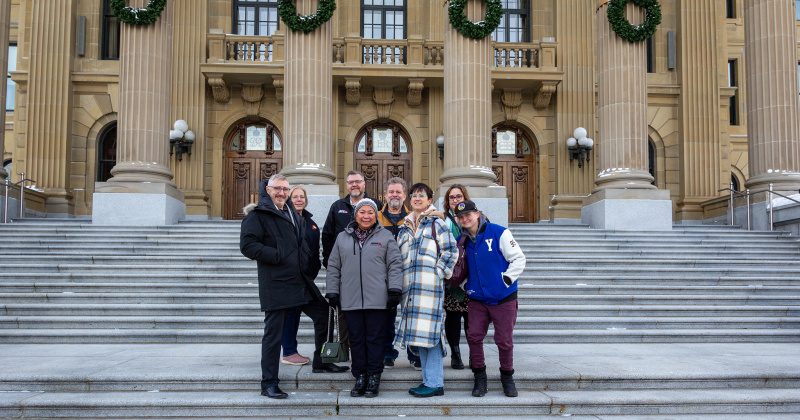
[224,120,283,220]
[96,122,117,182]
[354,122,412,203]
[492,126,537,223]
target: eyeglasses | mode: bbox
[268,186,291,193]
[410,193,427,198]
[448,194,464,200]
[346,180,365,185]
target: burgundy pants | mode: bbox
[466,299,518,371]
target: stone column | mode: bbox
[24,0,77,216]
[0,0,10,182]
[281,0,339,218]
[581,1,671,230]
[742,0,800,192]
[439,0,507,225]
[171,0,209,219]
[93,0,185,225]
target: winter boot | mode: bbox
[471,367,488,397]
[350,373,368,397]
[500,369,518,397]
[450,346,464,370]
[364,373,381,398]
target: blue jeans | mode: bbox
[417,341,444,388]
[281,307,302,357]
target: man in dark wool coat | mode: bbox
[240,174,349,399]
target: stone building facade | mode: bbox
[2,0,799,225]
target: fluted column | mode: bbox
[743,0,800,191]
[171,0,209,217]
[281,0,337,185]
[25,0,77,214]
[108,0,175,185]
[593,2,654,191]
[0,0,10,181]
[440,0,495,187]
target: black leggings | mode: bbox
[444,310,469,348]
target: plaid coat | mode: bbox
[394,205,459,349]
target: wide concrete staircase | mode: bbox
[0,219,799,417]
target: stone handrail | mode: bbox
[493,41,541,69]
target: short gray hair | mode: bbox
[346,170,364,181]
[267,174,288,186]
[385,177,407,192]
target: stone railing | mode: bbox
[207,32,285,63]
[492,40,556,70]
[332,38,444,66]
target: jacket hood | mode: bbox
[403,204,444,230]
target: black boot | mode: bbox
[450,346,464,370]
[471,367,488,397]
[350,373,368,397]
[500,369,518,397]
[364,373,381,398]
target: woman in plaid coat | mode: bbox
[394,183,458,398]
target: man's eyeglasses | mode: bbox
[268,186,291,193]
[410,193,427,198]
[448,194,464,200]
[346,180,365,185]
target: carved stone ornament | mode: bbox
[207,74,230,103]
[242,83,264,117]
[372,87,395,121]
[500,89,523,122]
[345,77,361,106]
[534,81,559,109]
[272,75,284,105]
[407,78,424,107]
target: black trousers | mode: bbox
[444,310,469,348]
[261,297,329,389]
[343,309,388,377]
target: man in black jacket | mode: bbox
[240,174,348,400]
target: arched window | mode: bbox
[648,139,656,185]
[731,174,741,192]
[354,122,412,202]
[97,123,117,182]
[229,122,282,153]
[2,159,10,176]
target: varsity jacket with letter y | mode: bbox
[461,221,526,305]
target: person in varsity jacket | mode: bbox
[454,200,526,398]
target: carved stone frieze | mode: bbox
[407,78,424,107]
[345,77,361,106]
[241,83,264,116]
[207,74,230,103]
[373,87,395,121]
[272,75,284,105]
[534,81,558,109]
[500,88,523,122]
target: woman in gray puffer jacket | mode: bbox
[326,198,403,399]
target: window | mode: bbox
[230,124,282,152]
[101,2,120,60]
[728,60,739,125]
[491,0,529,43]
[646,36,655,73]
[797,1,800,20]
[356,125,408,154]
[648,139,656,186]
[97,123,117,182]
[234,0,280,36]
[731,174,740,192]
[6,44,15,111]
[361,0,406,64]
[2,159,10,176]
[726,0,735,18]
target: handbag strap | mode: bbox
[431,221,440,257]
[326,306,336,343]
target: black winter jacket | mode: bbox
[300,208,323,296]
[240,180,321,311]
[321,194,383,267]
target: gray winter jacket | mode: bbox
[326,222,403,311]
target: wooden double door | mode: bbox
[225,122,282,220]
[492,127,537,223]
[354,124,412,204]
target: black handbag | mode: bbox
[320,306,349,363]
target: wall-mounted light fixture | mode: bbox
[567,127,593,168]
[436,135,444,161]
[169,120,195,162]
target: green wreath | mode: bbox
[448,0,503,40]
[109,0,167,26]
[279,0,336,33]
[607,0,661,43]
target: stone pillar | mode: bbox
[582,1,671,230]
[0,0,10,182]
[171,0,209,219]
[281,0,339,217]
[439,0,507,226]
[24,0,77,216]
[93,0,185,225]
[742,0,800,192]
[550,0,597,222]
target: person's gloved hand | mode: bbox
[386,289,402,309]
[325,293,340,309]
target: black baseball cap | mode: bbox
[454,200,478,216]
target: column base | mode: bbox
[303,184,342,228]
[281,164,337,186]
[42,188,75,218]
[183,189,210,220]
[548,195,586,223]
[92,182,186,226]
[435,184,508,227]
[582,189,673,230]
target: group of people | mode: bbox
[240,171,526,400]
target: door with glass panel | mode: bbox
[354,123,412,204]
[225,121,283,220]
[491,126,536,223]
